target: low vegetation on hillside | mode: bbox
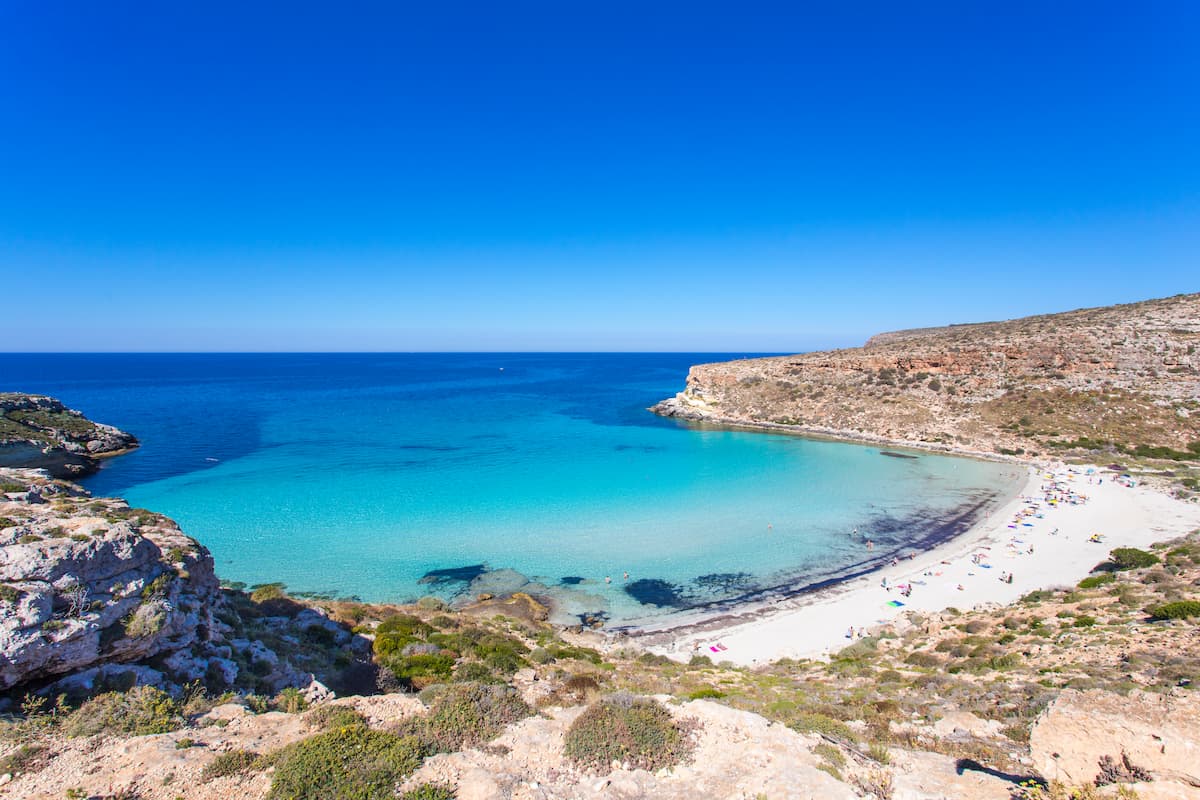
[2,533,1196,798]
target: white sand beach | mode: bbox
[649,464,1200,666]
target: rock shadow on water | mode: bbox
[559,576,586,585]
[625,578,691,608]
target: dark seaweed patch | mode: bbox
[625,578,690,608]
[418,564,488,586]
[880,450,919,459]
[693,572,755,595]
[559,576,585,585]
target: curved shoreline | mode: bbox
[622,461,1200,665]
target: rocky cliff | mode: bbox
[654,292,1200,462]
[0,394,138,478]
[0,469,222,691]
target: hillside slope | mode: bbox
[653,293,1200,468]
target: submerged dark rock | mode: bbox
[560,576,585,585]
[880,450,919,459]
[625,578,691,608]
[418,563,488,587]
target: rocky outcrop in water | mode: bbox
[0,394,138,478]
[653,293,1200,461]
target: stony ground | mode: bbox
[2,533,1197,799]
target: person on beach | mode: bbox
[605,575,611,584]
[622,571,629,580]
[866,539,874,551]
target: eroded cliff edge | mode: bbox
[653,292,1200,464]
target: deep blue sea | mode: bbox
[0,354,1023,626]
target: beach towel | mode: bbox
[886,600,905,607]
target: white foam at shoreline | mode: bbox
[638,464,1200,665]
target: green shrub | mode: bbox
[18,534,42,544]
[0,516,15,528]
[687,687,725,700]
[1073,615,1098,628]
[373,614,435,658]
[250,583,288,603]
[789,712,858,743]
[202,749,262,781]
[267,726,426,800]
[275,687,310,714]
[417,682,532,752]
[64,686,183,737]
[1078,574,1116,589]
[904,651,941,668]
[305,704,367,731]
[562,694,693,773]
[385,653,456,689]
[0,583,20,604]
[452,661,500,684]
[1109,548,1160,571]
[1149,600,1200,620]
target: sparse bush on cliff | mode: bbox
[305,704,367,731]
[405,681,532,753]
[64,686,182,737]
[123,601,166,638]
[266,725,425,800]
[202,749,262,781]
[563,693,694,773]
[400,784,456,800]
[275,686,309,713]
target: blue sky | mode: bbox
[1,2,1196,352]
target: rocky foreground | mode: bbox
[653,293,1200,474]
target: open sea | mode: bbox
[1,353,1024,627]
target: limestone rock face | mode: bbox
[1029,688,1200,786]
[0,469,221,690]
[0,394,138,478]
[653,293,1200,458]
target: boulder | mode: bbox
[1029,689,1200,786]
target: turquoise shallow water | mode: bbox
[1,354,1024,625]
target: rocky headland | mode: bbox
[653,293,1200,474]
[0,395,138,479]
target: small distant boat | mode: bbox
[205,457,219,462]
